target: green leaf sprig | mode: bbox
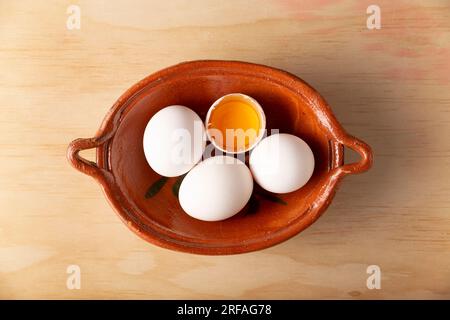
[144,177,168,198]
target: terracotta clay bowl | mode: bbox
[67,60,373,255]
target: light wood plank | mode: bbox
[0,0,449,299]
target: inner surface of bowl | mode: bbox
[108,65,333,247]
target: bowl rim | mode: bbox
[67,60,373,255]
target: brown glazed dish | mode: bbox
[67,60,373,255]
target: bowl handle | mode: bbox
[338,135,373,175]
[67,137,109,180]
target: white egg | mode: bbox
[143,105,206,177]
[179,155,253,221]
[249,133,315,193]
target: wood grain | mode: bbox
[0,0,449,299]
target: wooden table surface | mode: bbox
[1,0,449,299]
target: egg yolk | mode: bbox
[208,99,261,152]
